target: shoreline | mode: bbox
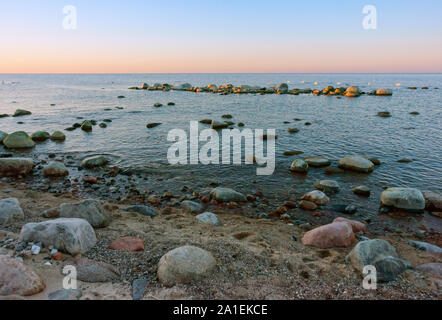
[0,182,441,300]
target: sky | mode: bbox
[0,0,441,73]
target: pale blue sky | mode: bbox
[1,0,441,72]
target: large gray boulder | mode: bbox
[381,188,425,211]
[346,239,412,282]
[158,246,216,287]
[0,158,34,177]
[209,187,246,203]
[338,156,374,173]
[59,199,110,228]
[3,131,35,149]
[0,198,24,224]
[20,218,97,255]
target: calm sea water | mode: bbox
[0,74,441,217]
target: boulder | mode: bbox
[376,88,393,96]
[123,205,157,217]
[211,121,229,130]
[290,159,309,173]
[301,190,330,206]
[304,156,330,167]
[0,198,24,224]
[59,199,110,228]
[422,191,442,212]
[20,218,97,255]
[109,237,145,252]
[80,120,93,132]
[51,131,66,141]
[338,156,374,173]
[181,200,203,213]
[48,289,82,300]
[416,263,442,278]
[407,240,442,253]
[0,131,7,144]
[302,222,356,249]
[43,162,69,177]
[346,239,411,282]
[0,158,34,177]
[352,186,371,197]
[276,83,289,94]
[380,188,425,211]
[31,131,50,142]
[196,212,221,226]
[345,86,361,97]
[13,109,32,117]
[299,200,317,211]
[314,180,340,194]
[63,258,119,283]
[3,131,36,149]
[0,255,45,296]
[82,156,108,168]
[210,187,246,203]
[157,246,216,287]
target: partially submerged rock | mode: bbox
[304,156,330,168]
[82,156,108,169]
[314,180,340,194]
[20,218,96,255]
[13,109,32,117]
[3,131,35,149]
[210,187,246,203]
[31,131,50,142]
[157,246,216,287]
[380,188,425,212]
[290,159,309,173]
[338,156,374,173]
[301,190,330,206]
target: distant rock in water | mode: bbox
[146,123,161,129]
[51,131,66,141]
[290,159,309,173]
[81,120,93,132]
[13,109,32,117]
[376,88,393,96]
[31,131,50,142]
[377,111,391,118]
